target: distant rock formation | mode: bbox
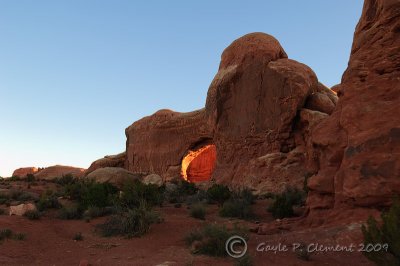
[34,165,85,180]
[306,0,400,211]
[12,167,38,177]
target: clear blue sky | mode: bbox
[0,1,363,177]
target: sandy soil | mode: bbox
[0,181,373,266]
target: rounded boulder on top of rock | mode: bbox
[219,32,287,70]
[305,83,338,115]
[86,167,144,188]
[85,152,126,176]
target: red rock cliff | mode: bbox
[307,0,400,211]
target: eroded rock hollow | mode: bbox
[181,144,216,182]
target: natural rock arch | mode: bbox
[181,144,217,182]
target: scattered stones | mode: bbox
[142,174,163,186]
[9,203,36,216]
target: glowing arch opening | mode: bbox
[181,144,216,182]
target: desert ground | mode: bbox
[0,177,375,266]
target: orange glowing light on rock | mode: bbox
[181,144,216,182]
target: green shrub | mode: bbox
[267,187,306,219]
[268,194,294,219]
[283,187,306,206]
[9,189,34,202]
[0,229,13,240]
[185,224,248,257]
[96,201,161,238]
[207,184,231,206]
[0,229,25,241]
[220,199,255,220]
[18,192,35,202]
[8,176,20,182]
[56,174,75,186]
[84,206,116,219]
[82,182,118,208]
[219,189,256,220]
[118,180,164,208]
[186,190,208,205]
[0,193,9,205]
[73,232,83,241]
[361,200,400,266]
[165,180,199,204]
[24,210,41,220]
[63,180,88,200]
[63,179,118,209]
[12,233,26,241]
[25,174,35,182]
[36,190,61,211]
[58,206,83,220]
[177,180,198,195]
[190,204,206,220]
[238,189,255,205]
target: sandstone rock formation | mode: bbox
[142,174,163,186]
[207,35,320,192]
[125,109,213,181]
[85,152,126,175]
[125,32,336,194]
[34,165,85,180]
[306,0,400,212]
[12,167,38,178]
[86,167,143,188]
